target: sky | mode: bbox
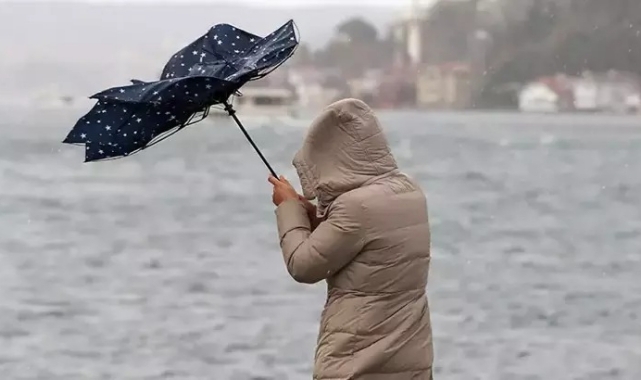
[1,0,437,7]
[2,0,430,100]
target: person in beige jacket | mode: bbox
[268,98,433,380]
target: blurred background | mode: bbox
[0,0,640,379]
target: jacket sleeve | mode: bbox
[275,198,365,284]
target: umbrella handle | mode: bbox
[223,101,278,178]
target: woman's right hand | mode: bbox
[298,194,316,214]
[298,194,320,229]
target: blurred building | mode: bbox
[348,69,383,106]
[518,71,641,114]
[387,0,488,109]
[417,62,472,109]
[572,71,641,114]
[288,66,345,111]
[518,74,574,113]
[367,51,415,109]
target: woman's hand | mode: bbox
[298,194,316,214]
[299,194,321,230]
[269,175,320,229]
[268,175,299,206]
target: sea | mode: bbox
[1,107,640,380]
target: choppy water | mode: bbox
[1,107,640,380]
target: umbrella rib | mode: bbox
[141,109,207,150]
[89,108,207,162]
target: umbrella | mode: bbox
[63,20,299,177]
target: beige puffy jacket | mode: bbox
[275,98,433,380]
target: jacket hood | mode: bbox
[293,98,398,217]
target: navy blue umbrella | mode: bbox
[63,20,299,177]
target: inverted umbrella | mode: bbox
[63,20,299,177]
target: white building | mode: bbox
[287,68,342,111]
[518,82,560,113]
[572,71,641,113]
[572,77,599,112]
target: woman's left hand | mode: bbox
[268,175,299,206]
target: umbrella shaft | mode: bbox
[224,102,278,178]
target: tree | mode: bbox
[290,43,314,66]
[476,0,641,107]
[313,17,393,78]
[336,17,378,44]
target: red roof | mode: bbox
[536,76,573,96]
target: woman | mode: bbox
[269,98,433,380]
